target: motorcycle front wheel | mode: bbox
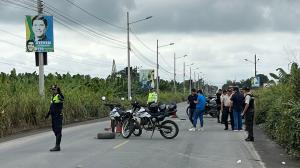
[121,119,134,139]
[159,120,179,139]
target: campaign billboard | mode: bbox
[25,15,54,52]
[139,69,155,89]
[251,76,260,87]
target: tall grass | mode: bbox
[0,70,186,137]
[255,63,300,157]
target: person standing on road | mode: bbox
[45,85,64,152]
[147,88,158,105]
[230,87,244,131]
[189,89,206,131]
[187,88,198,126]
[221,89,234,130]
[242,87,255,141]
[216,89,222,123]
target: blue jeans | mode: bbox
[193,109,204,127]
[233,109,242,130]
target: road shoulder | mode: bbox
[0,117,109,143]
[253,125,300,168]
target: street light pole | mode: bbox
[185,63,193,94]
[174,54,187,94]
[244,54,260,78]
[127,12,131,100]
[173,53,176,93]
[197,73,199,89]
[156,39,159,94]
[189,66,192,94]
[126,12,152,100]
[255,54,257,77]
[156,41,174,98]
[183,61,185,95]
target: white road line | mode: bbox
[113,140,129,149]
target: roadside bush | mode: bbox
[255,63,300,158]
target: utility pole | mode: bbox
[127,12,131,100]
[37,0,44,96]
[183,62,185,95]
[156,40,159,95]
[173,53,176,93]
[194,71,196,89]
[189,66,192,94]
[254,54,257,77]
[197,73,199,89]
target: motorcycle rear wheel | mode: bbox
[159,120,179,139]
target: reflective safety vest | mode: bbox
[147,92,158,104]
[51,94,64,104]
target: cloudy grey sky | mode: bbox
[1,0,300,87]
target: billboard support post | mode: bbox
[37,0,44,96]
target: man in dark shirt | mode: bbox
[216,89,222,123]
[187,88,198,126]
[230,87,245,131]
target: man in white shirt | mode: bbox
[221,89,234,130]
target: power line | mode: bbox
[0,0,38,12]
[130,28,173,70]
[63,0,125,30]
[3,0,127,49]
[130,43,173,74]
[43,3,126,45]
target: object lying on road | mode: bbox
[97,132,115,139]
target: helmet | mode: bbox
[149,103,158,112]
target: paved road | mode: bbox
[0,103,266,168]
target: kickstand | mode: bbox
[150,128,155,139]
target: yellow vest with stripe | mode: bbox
[51,94,64,104]
[147,92,157,104]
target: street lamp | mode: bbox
[186,63,194,94]
[244,54,260,77]
[193,67,200,89]
[156,40,174,97]
[174,54,187,93]
[127,12,152,100]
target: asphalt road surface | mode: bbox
[0,103,266,168]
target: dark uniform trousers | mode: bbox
[51,110,63,146]
[222,106,234,130]
[245,109,254,138]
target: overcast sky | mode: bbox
[1,0,300,88]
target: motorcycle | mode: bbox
[185,97,218,119]
[205,97,219,118]
[121,102,179,139]
[102,97,142,136]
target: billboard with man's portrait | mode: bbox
[25,15,54,52]
[139,69,155,89]
[251,76,260,87]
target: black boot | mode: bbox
[245,137,254,142]
[50,146,60,152]
[50,134,61,152]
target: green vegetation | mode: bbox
[255,63,300,157]
[0,67,191,137]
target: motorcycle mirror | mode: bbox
[101,96,106,101]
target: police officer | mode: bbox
[242,87,255,141]
[46,85,64,151]
[147,88,158,105]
